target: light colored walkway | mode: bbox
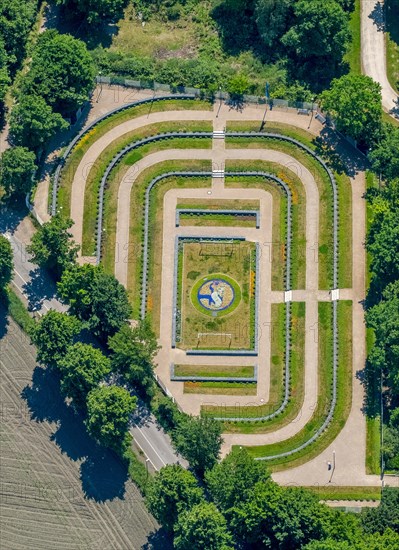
[361,0,398,115]
[70,110,214,247]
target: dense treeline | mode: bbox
[146,448,399,548]
[0,0,39,104]
[58,0,355,96]
[0,27,94,201]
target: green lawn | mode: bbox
[307,486,381,502]
[345,0,361,75]
[184,381,257,396]
[179,212,257,227]
[175,364,255,378]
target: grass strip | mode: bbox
[345,0,361,75]
[244,301,352,469]
[184,381,257,396]
[176,198,260,210]
[57,98,212,214]
[386,0,399,93]
[1,288,36,335]
[179,212,257,227]
[307,486,381,502]
[175,364,255,378]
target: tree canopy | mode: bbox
[0,146,37,198]
[0,235,13,290]
[281,0,350,89]
[32,310,81,367]
[321,74,382,147]
[22,30,95,117]
[58,264,132,340]
[58,343,111,408]
[10,95,68,151]
[146,464,204,532]
[56,0,127,26]
[255,0,292,51]
[108,319,158,395]
[174,502,234,550]
[86,385,136,449]
[205,447,270,512]
[369,124,399,182]
[173,416,223,477]
[27,216,79,280]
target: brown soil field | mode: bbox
[0,309,168,549]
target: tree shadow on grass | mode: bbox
[314,126,370,177]
[21,365,129,502]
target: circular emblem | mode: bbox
[191,273,241,316]
[198,278,235,311]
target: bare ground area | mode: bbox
[0,309,167,550]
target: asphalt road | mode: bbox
[1,223,183,472]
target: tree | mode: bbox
[0,235,13,290]
[320,75,382,147]
[281,0,350,88]
[86,385,136,449]
[10,95,68,151]
[0,0,37,75]
[361,487,399,535]
[227,73,249,98]
[255,0,292,49]
[56,0,127,26]
[58,343,111,408]
[0,37,10,103]
[23,30,94,117]
[206,447,269,512]
[108,319,159,395]
[0,146,36,198]
[383,409,399,470]
[32,310,80,367]
[58,264,132,340]
[369,124,399,182]
[27,216,79,280]
[173,416,223,477]
[146,465,204,532]
[229,482,334,548]
[174,502,234,550]
[304,530,399,549]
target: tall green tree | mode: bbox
[321,74,382,147]
[0,146,36,198]
[369,124,399,181]
[281,0,350,88]
[56,0,127,25]
[86,385,136,449]
[32,310,80,367]
[206,447,269,512]
[27,216,79,280]
[0,235,13,290]
[146,465,204,532]
[23,30,95,117]
[10,95,68,151]
[58,343,111,408]
[174,502,234,550]
[108,319,158,395]
[173,416,223,477]
[58,264,132,340]
[0,0,37,75]
[0,37,10,103]
[361,487,399,535]
[255,0,292,50]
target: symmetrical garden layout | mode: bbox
[54,93,370,482]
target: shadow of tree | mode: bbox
[315,126,370,177]
[142,529,173,550]
[0,298,10,341]
[21,365,130,502]
[22,267,58,312]
[369,1,386,32]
